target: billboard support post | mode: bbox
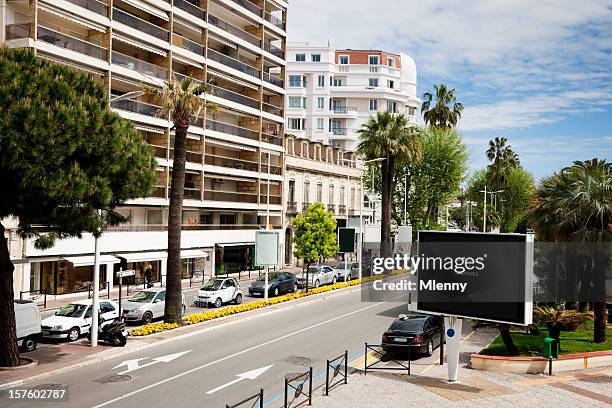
[444,315,462,382]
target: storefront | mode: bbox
[114,251,167,286]
[214,243,255,275]
[180,249,210,279]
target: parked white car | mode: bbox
[197,277,243,308]
[334,262,359,281]
[296,266,338,288]
[122,288,186,324]
[41,299,119,341]
[14,300,42,352]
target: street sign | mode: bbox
[116,270,135,278]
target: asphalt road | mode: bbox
[1,287,470,408]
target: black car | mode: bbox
[381,313,442,356]
[249,272,298,297]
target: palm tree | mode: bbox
[146,78,215,324]
[357,112,422,257]
[530,159,611,343]
[533,305,588,341]
[486,136,520,190]
[421,84,464,129]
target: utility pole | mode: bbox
[480,186,487,233]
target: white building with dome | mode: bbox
[285,42,419,151]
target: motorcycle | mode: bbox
[90,317,128,347]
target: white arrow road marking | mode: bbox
[206,365,273,395]
[114,350,192,375]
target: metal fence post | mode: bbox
[344,350,348,384]
[325,359,330,396]
[43,290,47,309]
[308,366,313,405]
[259,388,264,408]
[20,291,23,300]
[284,377,288,408]
[107,283,110,299]
[364,342,368,375]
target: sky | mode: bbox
[285,0,612,179]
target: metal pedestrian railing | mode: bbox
[364,342,411,375]
[284,367,312,407]
[225,388,263,408]
[325,350,348,396]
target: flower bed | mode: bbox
[130,271,405,337]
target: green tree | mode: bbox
[0,49,156,366]
[530,159,611,343]
[486,136,520,191]
[357,112,422,256]
[292,203,339,291]
[146,78,215,324]
[421,84,464,129]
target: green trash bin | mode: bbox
[543,337,559,359]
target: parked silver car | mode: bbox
[122,288,186,324]
[296,266,338,288]
[334,262,359,281]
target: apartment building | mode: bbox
[1,0,287,296]
[283,134,376,265]
[285,43,419,151]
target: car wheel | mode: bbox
[292,283,298,292]
[142,311,153,325]
[21,336,37,352]
[273,287,279,297]
[214,298,223,308]
[425,339,433,357]
[314,280,320,288]
[67,327,80,342]
[234,294,243,304]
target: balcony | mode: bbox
[173,0,206,20]
[204,190,258,203]
[211,85,259,109]
[205,120,259,141]
[332,106,357,114]
[331,128,348,136]
[338,205,346,215]
[112,52,169,80]
[327,204,336,213]
[37,26,108,60]
[287,201,298,213]
[261,195,282,205]
[262,163,282,175]
[207,49,260,78]
[173,34,204,55]
[66,0,108,16]
[228,0,262,16]
[111,97,161,117]
[302,202,311,212]
[5,23,30,40]
[152,186,166,198]
[262,102,283,117]
[150,145,167,159]
[263,72,283,88]
[169,149,203,163]
[261,132,282,146]
[183,188,201,200]
[264,12,285,30]
[263,42,284,59]
[205,154,259,172]
[208,14,261,48]
[113,8,169,41]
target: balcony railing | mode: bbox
[152,186,166,198]
[338,205,347,214]
[151,145,167,159]
[263,42,284,59]
[105,223,278,232]
[169,149,203,163]
[211,85,259,109]
[261,164,282,175]
[173,34,203,55]
[205,154,259,172]
[204,190,258,203]
[287,201,298,213]
[173,0,206,20]
[260,195,282,205]
[261,132,282,146]
[112,52,169,80]
[332,106,357,114]
[331,128,348,136]
[113,8,169,41]
[207,49,260,78]
[183,188,201,200]
[206,120,259,141]
[37,26,107,60]
[5,23,30,40]
[263,72,284,87]
[262,102,283,117]
[208,14,260,48]
[228,0,261,16]
[111,97,161,117]
[66,0,108,16]
[264,12,285,30]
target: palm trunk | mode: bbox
[165,126,188,324]
[380,157,394,259]
[498,324,518,355]
[0,223,20,366]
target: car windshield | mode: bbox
[55,304,87,318]
[201,279,223,291]
[128,291,156,303]
[390,319,425,332]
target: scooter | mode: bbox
[90,317,128,347]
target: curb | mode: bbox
[0,284,363,389]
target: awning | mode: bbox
[174,19,202,34]
[39,3,106,33]
[210,174,257,183]
[181,249,209,258]
[113,34,167,57]
[62,255,121,267]
[206,138,256,152]
[115,251,168,263]
[135,125,167,134]
[123,0,169,21]
[172,54,203,69]
[208,71,259,90]
[216,242,254,248]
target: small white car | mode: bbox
[14,300,42,352]
[122,288,186,324]
[296,266,338,288]
[197,277,243,308]
[41,299,119,341]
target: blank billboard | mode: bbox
[338,228,356,253]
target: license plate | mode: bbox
[394,338,408,343]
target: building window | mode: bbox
[303,181,310,203]
[328,185,334,204]
[368,78,379,87]
[350,187,356,210]
[387,101,397,113]
[387,80,394,89]
[288,96,306,108]
[368,55,379,65]
[311,54,321,62]
[295,53,305,62]
[317,97,325,109]
[408,106,417,115]
[333,78,344,87]
[339,55,349,64]
[288,179,295,202]
[387,57,395,67]
[316,183,323,202]
[317,75,325,87]
[369,99,378,111]
[289,75,305,87]
[316,118,324,130]
[287,118,306,130]
[339,186,345,206]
